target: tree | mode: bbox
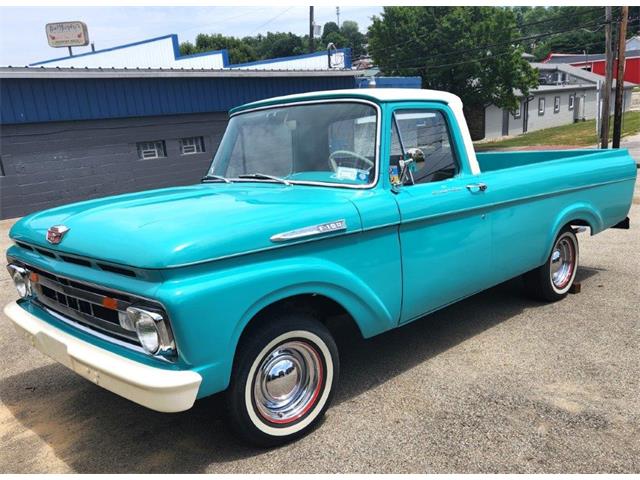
[339,21,367,58]
[321,22,340,44]
[322,31,347,49]
[510,7,640,60]
[368,7,538,138]
[254,32,306,59]
[180,33,258,64]
[513,7,605,60]
[180,18,369,65]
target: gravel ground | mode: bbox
[0,178,638,474]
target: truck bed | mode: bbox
[475,148,613,172]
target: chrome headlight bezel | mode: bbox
[125,305,175,357]
[7,264,31,298]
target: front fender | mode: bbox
[231,263,396,343]
[157,253,399,396]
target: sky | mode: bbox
[0,6,383,66]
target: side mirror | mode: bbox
[407,147,425,164]
[398,148,424,186]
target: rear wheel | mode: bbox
[524,227,579,302]
[225,312,339,447]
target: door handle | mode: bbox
[466,183,488,193]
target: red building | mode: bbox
[542,35,640,83]
[543,46,640,85]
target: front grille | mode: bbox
[13,241,137,278]
[26,264,142,346]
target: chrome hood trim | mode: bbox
[270,219,347,242]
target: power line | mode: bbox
[254,6,294,32]
[385,51,518,73]
[382,17,640,75]
[365,7,606,59]
[177,7,274,38]
[371,18,607,72]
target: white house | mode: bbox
[483,63,635,140]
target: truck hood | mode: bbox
[10,183,363,269]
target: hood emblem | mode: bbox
[46,225,70,244]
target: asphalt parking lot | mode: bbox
[0,177,638,473]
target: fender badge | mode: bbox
[46,225,70,244]
[270,219,347,242]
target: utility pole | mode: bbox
[336,6,340,27]
[600,6,614,148]
[309,6,315,53]
[612,6,629,149]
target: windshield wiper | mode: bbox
[237,173,291,186]
[201,174,231,183]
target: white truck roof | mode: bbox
[242,88,463,107]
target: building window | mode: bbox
[513,101,522,119]
[568,94,575,111]
[538,98,545,116]
[137,141,166,160]
[554,96,561,113]
[179,136,205,155]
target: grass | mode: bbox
[476,111,640,149]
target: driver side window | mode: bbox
[390,109,458,184]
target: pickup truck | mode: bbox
[4,89,636,446]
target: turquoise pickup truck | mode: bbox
[4,89,636,446]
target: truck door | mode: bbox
[390,107,491,323]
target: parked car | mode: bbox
[4,89,636,446]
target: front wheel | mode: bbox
[524,227,579,302]
[225,312,339,447]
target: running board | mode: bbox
[612,217,630,230]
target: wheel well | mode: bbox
[236,294,364,354]
[567,219,592,233]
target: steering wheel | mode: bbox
[329,150,374,173]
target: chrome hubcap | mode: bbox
[550,236,575,290]
[253,340,323,424]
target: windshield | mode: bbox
[207,102,378,186]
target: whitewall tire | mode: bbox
[225,312,339,446]
[524,226,579,302]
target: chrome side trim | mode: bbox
[270,219,347,243]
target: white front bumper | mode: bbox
[4,301,202,413]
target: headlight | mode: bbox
[135,315,160,354]
[126,306,175,356]
[7,264,31,298]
